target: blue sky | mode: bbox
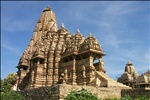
[1,1,150,80]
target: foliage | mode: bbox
[121,95,132,100]
[65,88,99,100]
[1,73,25,100]
[1,91,26,100]
[2,73,17,86]
[102,95,150,100]
[65,89,150,100]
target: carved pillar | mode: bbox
[64,69,68,84]
[89,53,94,82]
[82,65,86,85]
[53,45,61,84]
[99,58,106,73]
[47,48,54,86]
[31,71,35,88]
[72,56,77,85]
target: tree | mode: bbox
[1,91,26,100]
[2,73,17,86]
[65,88,99,100]
[1,73,26,100]
[1,73,17,92]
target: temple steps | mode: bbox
[94,71,130,88]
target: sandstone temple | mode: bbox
[16,6,127,90]
[118,61,150,88]
[15,6,150,99]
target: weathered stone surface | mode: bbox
[16,6,134,99]
[136,69,150,88]
[118,61,138,87]
[20,84,122,99]
[17,6,127,90]
[118,62,150,88]
[21,84,150,100]
[121,88,150,98]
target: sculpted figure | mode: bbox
[125,61,138,79]
[99,58,106,73]
[19,50,29,64]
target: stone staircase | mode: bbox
[89,71,130,88]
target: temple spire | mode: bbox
[77,29,80,33]
[61,23,65,29]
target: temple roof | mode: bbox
[43,6,52,12]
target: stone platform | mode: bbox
[20,84,130,100]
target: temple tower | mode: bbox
[118,61,138,87]
[17,6,128,90]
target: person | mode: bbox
[11,84,17,91]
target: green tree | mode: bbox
[1,91,25,100]
[1,73,17,92]
[2,73,17,86]
[65,88,99,100]
[1,73,25,100]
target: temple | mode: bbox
[117,61,138,87]
[118,61,150,88]
[16,6,128,90]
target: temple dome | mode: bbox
[35,6,58,32]
[80,33,102,51]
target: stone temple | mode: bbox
[16,6,134,99]
[118,61,150,88]
[16,6,127,89]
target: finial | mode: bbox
[43,5,51,12]
[77,29,80,33]
[89,33,92,37]
[127,60,132,65]
[61,23,65,28]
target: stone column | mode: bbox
[89,53,94,82]
[31,71,35,88]
[72,56,77,85]
[47,48,54,86]
[99,58,106,73]
[53,45,61,84]
[64,69,68,84]
[82,65,86,85]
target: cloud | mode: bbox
[1,38,21,56]
[1,1,39,32]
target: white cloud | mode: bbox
[1,38,21,56]
[1,16,35,32]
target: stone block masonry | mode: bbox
[20,84,121,100]
[121,88,150,98]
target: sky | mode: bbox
[1,1,150,80]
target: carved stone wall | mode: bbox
[16,6,129,91]
[20,84,150,100]
[121,88,150,98]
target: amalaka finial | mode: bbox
[61,23,65,29]
[43,5,51,12]
[89,33,92,37]
[77,29,80,33]
[127,60,132,65]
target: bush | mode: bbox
[65,88,99,100]
[1,91,25,100]
[121,95,132,100]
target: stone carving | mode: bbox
[16,6,128,91]
[136,69,150,88]
[19,50,29,65]
[117,61,150,88]
[118,61,138,87]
